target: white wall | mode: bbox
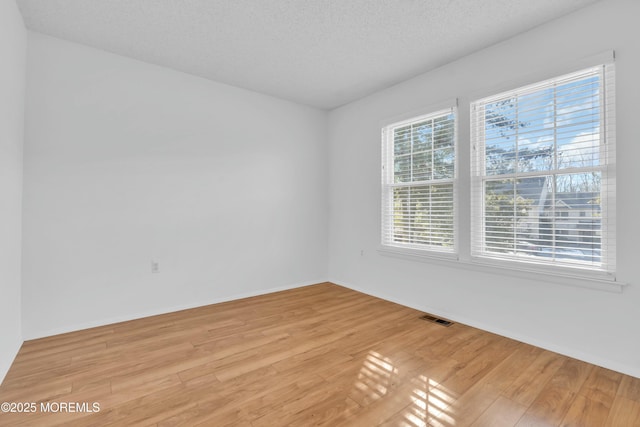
[0,0,26,384]
[22,33,328,339]
[328,0,640,378]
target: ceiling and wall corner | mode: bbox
[16,0,600,109]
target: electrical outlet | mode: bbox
[151,260,159,274]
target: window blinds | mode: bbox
[471,63,616,276]
[382,108,457,253]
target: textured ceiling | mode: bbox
[17,0,600,109]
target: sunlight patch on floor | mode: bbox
[401,374,457,427]
[351,351,399,402]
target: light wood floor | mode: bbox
[1,283,639,426]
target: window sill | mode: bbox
[377,246,626,293]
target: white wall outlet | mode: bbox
[151,260,159,274]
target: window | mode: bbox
[381,107,457,254]
[471,64,615,276]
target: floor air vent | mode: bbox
[419,314,453,327]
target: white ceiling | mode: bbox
[17,0,600,110]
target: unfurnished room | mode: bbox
[1,0,639,425]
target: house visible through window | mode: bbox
[470,64,615,275]
[381,107,456,254]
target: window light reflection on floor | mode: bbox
[405,375,457,426]
[349,351,457,426]
[351,351,398,402]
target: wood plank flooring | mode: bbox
[1,282,639,426]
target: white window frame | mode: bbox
[470,62,616,282]
[380,102,458,260]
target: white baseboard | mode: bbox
[330,278,640,380]
[22,277,639,380]
[23,278,328,341]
